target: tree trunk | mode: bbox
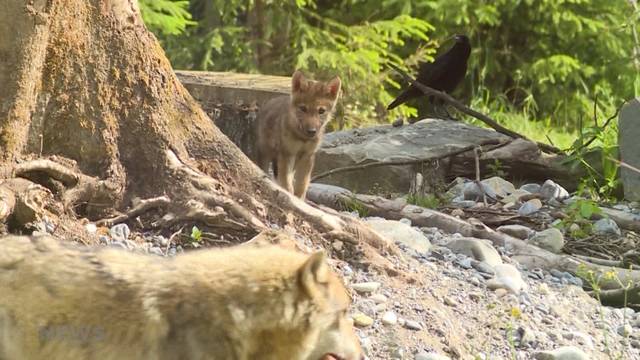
[0,0,393,266]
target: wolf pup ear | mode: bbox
[325,76,341,98]
[292,70,307,92]
[299,250,330,297]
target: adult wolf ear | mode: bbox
[326,76,341,99]
[299,250,331,298]
[292,70,307,92]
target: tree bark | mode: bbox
[0,0,393,264]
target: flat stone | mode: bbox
[365,218,431,254]
[404,320,423,331]
[528,228,565,253]
[352,313,374,327]
[351,282,381,293]
[593,217,622,236]
[313,119,512,193]
[414,352,451,360]
[619,98,640,201]
[533,346,589,360]
[518,199,543,216]
[463,181,498,202]
[520,183,541,193]
[486,264,527,294]
[369,294,388,304]
[501,189,531,204]
[481,176,516,198]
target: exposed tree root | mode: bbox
[12,158,122,219]
[0,177,58,231]
[97,196,171,227]
[166,149,267,232]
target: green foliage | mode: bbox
[487,159,506,179]
[141,0,638,192]
[139,0,195,35]
[338,196,369,217]
[190,225,202,242]
[420,0,638,129]
[555,198,602,238]
[563,105,622,201]
[406,193,443,209]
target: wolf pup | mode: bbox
[0,235,364,360]
[256,70,341,199]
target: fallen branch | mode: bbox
[388,63,563,155]
[593,284,640,308]
[311,138,507,182]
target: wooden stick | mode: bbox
[387,63,564,155]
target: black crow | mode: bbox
[387,34,471,111]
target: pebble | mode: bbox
[617,324,633,337]
[382,311,398,325]
[352,313,374,327]
[84,223,97,234]
[451,208,465,217]
[593,218,622,236]
[392,118,404,127]
[562,331,594,349]
[529,228,565,254]
[99,235,111,245]
[455,257,472,269]
[404,320,422,330]
[538,283,550,295]
[520,183,542,193]
[414,352,451,360]
[109,223,130,242]
[463,182,497,202]
[539,180,570,201]
[443,296,457,307]
[518,199,543,216]
[332,240,344,251]
[351,282,381,293]
[369,294,388,304]
[533,346,588,360]
[149,246,164,256]
[167,247,177,257]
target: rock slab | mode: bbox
[619,98,640,201]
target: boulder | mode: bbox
[619,98,640,201]
[365,217,431,254]
[313,119,510,193]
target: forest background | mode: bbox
[138,0,640,200]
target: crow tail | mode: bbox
[386,88,415,110]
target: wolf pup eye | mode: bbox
[298,105,308,113]
[318,107,326,115]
